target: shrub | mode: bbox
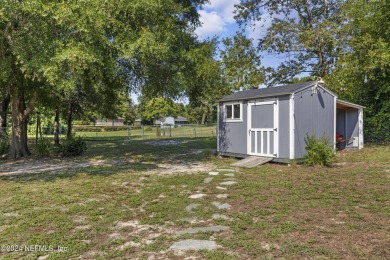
[304,135,335,166]
[0,135,9,156]
[34,138,51,157]
[61,136,87,156]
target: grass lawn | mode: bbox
[0,138,389,259]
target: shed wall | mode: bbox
[278,95,290,159]
[218,102,247,156]
[346,109,359,148]
[294,87,336,159]
[219,96,290,159]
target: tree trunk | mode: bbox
[9,87,30,158]
[54,106,60,145]
[35,112,42,143]
[201,105,210,125]
[35,113,39,144]
[0,95,10,136]
[66,108,73,139]
[201,112,206,125]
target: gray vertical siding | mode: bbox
[346,109,359,148]
[219,96,290,159]
[278,95,290,159]
[294,87,336,159]
[218,101,247,156]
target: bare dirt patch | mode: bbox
[108,219,176,253]
[0,158,120,176]
[0,156,213,177]
[151,162,213,175]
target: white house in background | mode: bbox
[155,116,189,127]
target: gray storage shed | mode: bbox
[217,81,364,163]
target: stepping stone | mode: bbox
[204,177,213,183]
[216,186,227,190]
[185,203,200,212]
[176,225,229,236]
[212,201,231,210]
[216,168,235,172]
[170,239,218,251]
[224,173,235,177]
[216,194,228,199]
[209,171,219,176]
[212,214,229,220]
[189,194,206,199]
[220,181,237,186]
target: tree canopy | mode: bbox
[221,32,264,90]
[327,0,390,142]
[236,0,344,84]
[0,0,207,158]
[143,97,179,121]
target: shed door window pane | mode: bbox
[233,104,240,119]
[226,105,232,119]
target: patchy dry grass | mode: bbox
[219,146,390,259]
[0,139,389,259]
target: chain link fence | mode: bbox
[74,124,217,141]
[12,124,218,142]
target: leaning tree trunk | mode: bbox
[8,85,38,159]
[54,106,60,145]
[9,88,29,158]
[201,105,210,125]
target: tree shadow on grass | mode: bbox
[85,137,217,164]
[0,137,216,183]
[0,161,161,182]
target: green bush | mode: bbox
[304,135,335,166]
[34,138,51,157]
[0,135,9,156]
[61,136,87,156]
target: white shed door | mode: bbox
[247,101,279,157]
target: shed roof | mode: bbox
[337,99,365,109]
[219,81,319,102]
